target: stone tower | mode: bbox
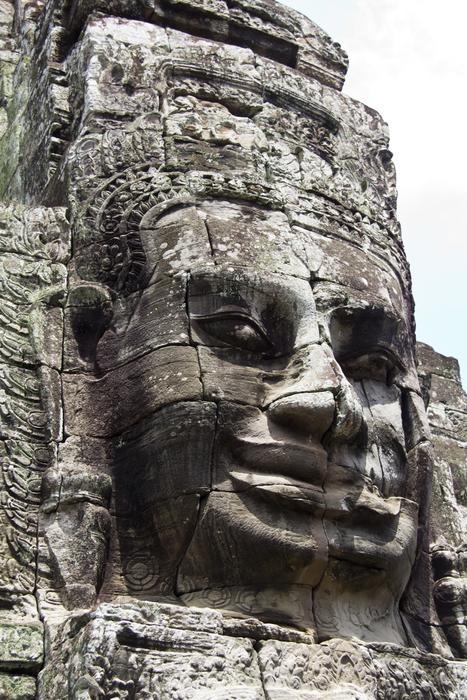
[0,1,465,697]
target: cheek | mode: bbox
[363,379,408,496]
[95,276,190,370]
[113,401,218,596]
[329,379,408,496]
[113,401,217,509]
[62,346,203,437]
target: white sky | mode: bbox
[283,0,467,386]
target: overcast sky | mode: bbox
[283,0,467,387]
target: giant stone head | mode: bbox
[33,1,440,664]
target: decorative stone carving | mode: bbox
[0,0,465,696]
[38,601,467,700]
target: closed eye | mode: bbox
[191,311,273,354]
[339,348,401,384]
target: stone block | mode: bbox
[177,490,328,594]
[417,341,462,383]
[62,345,202,436]
[64,276,189,371]
[38,601,265,699]
[0,622,43,672]
[0,674,36,700]
[430,374,467,412]
[198,343,339,407]
[29,306,63,370]
[432,434,467,507]
[114,400,216,509]
[115,494,201,596]
[200,200,311,278]
[0,254,66,306]
[139,204,214,278]
[0,364,48,443]
[310,229,407,317]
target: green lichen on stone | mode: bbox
[0,623,43,672]
[0,672,36,700]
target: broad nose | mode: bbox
[267,391,335,442]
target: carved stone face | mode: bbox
[85,198,424,645]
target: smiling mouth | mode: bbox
[226,434,329,513]
[229,470,325,513]
[229,437,328,488]
[225,429,407,522]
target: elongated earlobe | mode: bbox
[68,284,113,368]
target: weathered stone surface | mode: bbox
[418,341,463,383]
[0,0,466,696]
[0,673,36,700]
[211,400,329,494]
[139,205,214,279]
[64,276,190,371]
[177,489,327,608]
[429,374,467,413]
[189,268,320,351]
[114,494,201,597]
[416,343,466,538]
[416,342,467,660]
[0,622,43,672]
[38,601,267,700]
[258,637,467,698]
[433,434,467,507]
[198,343,339,406]
[114,401,216,508]
[192,201,311,278]
[37,601,467,700]
[63,0,349,89]
[62,345,202,436]
[0,200,69,688]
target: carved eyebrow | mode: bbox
[189,288,258,320]
[189,271,268,314]
[191,306,264,324]
[188,275,276,319]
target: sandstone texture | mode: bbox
[0,0,464,697]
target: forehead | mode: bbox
[140,199,410,323]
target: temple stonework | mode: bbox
[0,1,465,698]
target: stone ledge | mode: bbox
[0,623,43,673]
[62,0,348,90]
[0,672,36,700]
[38,600,467,698]
[417,341,462,385]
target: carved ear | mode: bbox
[67,284,113,365]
